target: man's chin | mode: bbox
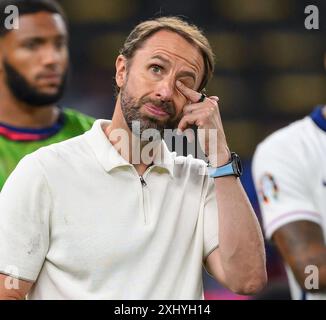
[22,90,63,107]
[36,87,60,96]
[142,117,167,130]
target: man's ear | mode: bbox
[115,55,128,89]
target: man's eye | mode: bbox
[151,65,163,74]
[179,79,194,89]
[23,41,39,50]
[55,39,67,49]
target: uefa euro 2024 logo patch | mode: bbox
[259,173,279,204]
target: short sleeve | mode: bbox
[203,177,219,259]
[0,155,51,281]
[252,136,322,240]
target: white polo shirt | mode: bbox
[0,119,219,300]
[252,106,326,300]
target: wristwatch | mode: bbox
[208,152,243,178]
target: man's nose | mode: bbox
[154,78,175,101]
[40,45,61,66]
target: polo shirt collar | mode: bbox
[310,105,326,132]
[85,119,174,177]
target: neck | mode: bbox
[105,96,160,176]
[0,83,59,128]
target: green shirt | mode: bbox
[0,108,94,190]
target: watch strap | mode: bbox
[208,162,235,178]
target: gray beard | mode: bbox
[120,86,181,139]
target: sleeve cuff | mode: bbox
[203,234,219,261]
[264,210,323,240]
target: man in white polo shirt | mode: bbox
[0,17,267,300]
[252,105,326,300]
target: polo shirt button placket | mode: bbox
[139,175,149,225]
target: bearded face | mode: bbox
[115,31,205,140]
[120,79,182,138]
[1,12,69,107]
[3,59,67,107]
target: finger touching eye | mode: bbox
[177,78,195,90]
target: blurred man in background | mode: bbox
[253,104,326,300]
[0,0,94,190]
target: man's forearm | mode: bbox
[300,250,326,292]
[273,221,326,293]
[215,176,267,292]
[0,274,32,300]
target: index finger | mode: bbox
[176,80,202,103]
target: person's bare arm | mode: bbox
[0,273,33,300]
[205,177,267,295]
[176,81,267,295]
[273,221,326,292]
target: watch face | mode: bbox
[232,153,243,177]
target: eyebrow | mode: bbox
[151,54,170,65]
[150,54,197,83]
[19,33,68,42]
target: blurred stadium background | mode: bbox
[57,0,326,299]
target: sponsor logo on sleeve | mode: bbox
[259,173,279,204]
